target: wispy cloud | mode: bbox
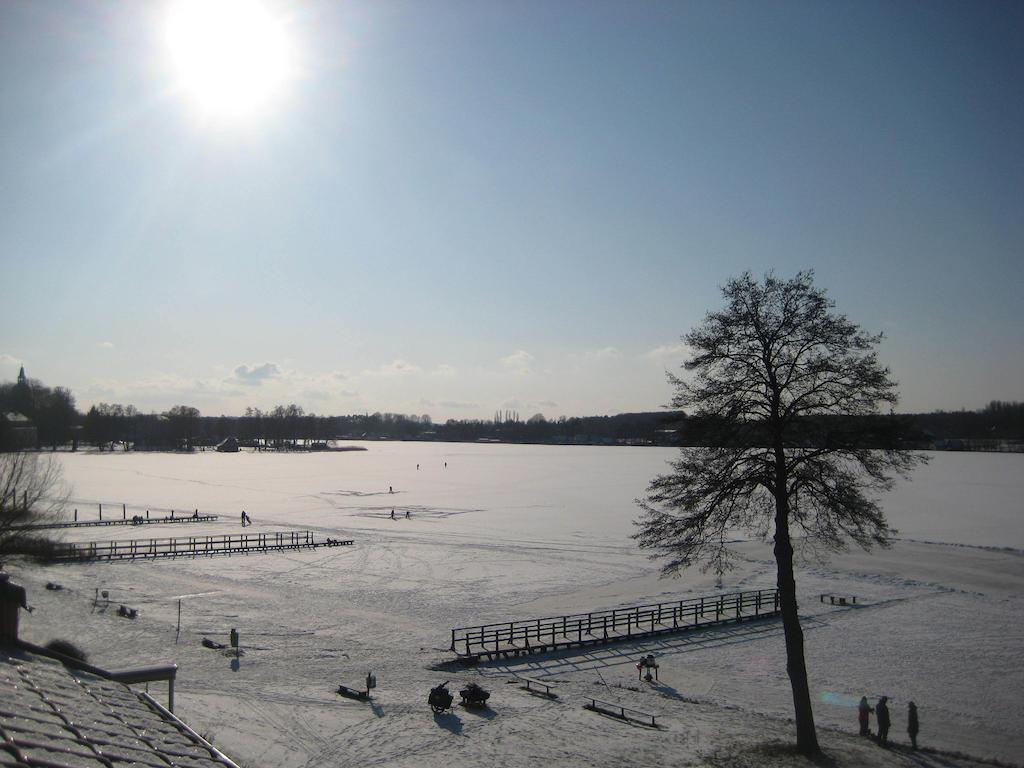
[82,372,246,410]
[439,399,477,409]
[232,362,281,385]
[570,346,621,364]
[362,359,422,377]
[431,364,457,377]
[97,341,115,349]
[500,350,534,375]
[643,342,691,363]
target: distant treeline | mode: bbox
[1,371,1022,452]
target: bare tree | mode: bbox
[164,405,201,450]
[634,271,925,755]
[0,452,68,555]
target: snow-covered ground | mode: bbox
[11,445,1024,767]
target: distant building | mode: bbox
[0,412,36,450]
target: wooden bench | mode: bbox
[584,697,658,727]
[337,684,369,701]
[819,593,857,605]
[516,675,557,697]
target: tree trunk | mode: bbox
[774,491,820,755]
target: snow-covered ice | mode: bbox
[11,445,1024,767]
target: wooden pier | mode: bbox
[49,531,353,562]
[18,514,218,530]
[450,588,780,660]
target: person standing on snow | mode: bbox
[876,696,891,747]
[907,701,919,749]
[858,696,873,736]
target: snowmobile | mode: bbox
[428,681,454,713]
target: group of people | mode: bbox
[859,696,919,749]
[389,509,410,519]
[635,653,659,681]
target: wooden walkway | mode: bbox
[49,531,353,562]
[19,514,219,530]
[450,588,780,660]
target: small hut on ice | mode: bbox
[215,437,240,452]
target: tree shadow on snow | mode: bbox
[433,712,463,734]
[648,682,698,704]
[707,742,839,768]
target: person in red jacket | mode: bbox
[858,696,873,736]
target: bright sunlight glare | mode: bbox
[164,0,294,123]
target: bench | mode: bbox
[516,675,557,698]
[584,697,658,727]
[337,684,369,701]
[819,593,857,605]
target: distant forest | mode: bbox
[1,369,1022,452]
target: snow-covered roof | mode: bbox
[0,648,236,768]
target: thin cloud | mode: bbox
[570,347,621,364]
[500,350,534,375]
[83,372,246,410]
[233,363,282,385]
[643,342,692,363]
[362,359,422,377]
[97,341,115,349]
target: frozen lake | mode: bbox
[15,444,1024,766]
[52,444,1024,550]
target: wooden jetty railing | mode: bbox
[18,514,218,531]
[49,531,353,562]
[450,588,779,660]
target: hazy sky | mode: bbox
[1,0,1021,420]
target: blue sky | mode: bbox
[1,0,1021,419]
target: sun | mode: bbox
[164,0,294,122]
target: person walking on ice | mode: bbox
[876,696,891,747]
[907,701,919,749]
[390,509,395,520]
[858,696,873,736]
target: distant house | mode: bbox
[0,412,36,450]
